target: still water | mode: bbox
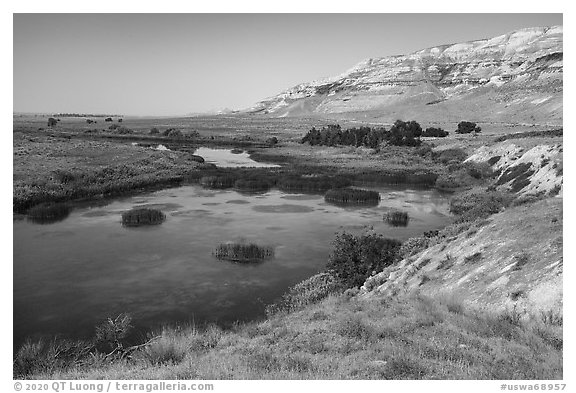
[14,184,451,349]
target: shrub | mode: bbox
[104,117,113,122]
[27,202,71,224]
[213,242,274,263]
[455,121,481,134]
[397,237,430,259]
[384,211,409,227]
[47,117,58,127]
[449,189,514,222]
[121,208,166,227]
[108,124,120,130]
[113,126,133,134]
[14,338,92,378]
[266,137,278,145]
[327,232,402,288]
[118,118,123,123]
[139,332,186,365]
[163,128,183,138]
[230,148,244,154]
[95,313,133,353]
[465,161,494,179]
[267,272,343,314]
[199,175,237,189]
[149,127,159,134]
[422,127,449,137]
[324,188,380,205]
[434,148,468,164]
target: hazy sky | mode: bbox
[13,13,562,116]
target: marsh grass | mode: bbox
[324,188,380,206]
[233,178,272,193]
[27,202,71,224]
[277,175,351,193]
[213,242,274,263]
[384,211,409,227]
[199,175,237,189]
[121,208,166,227]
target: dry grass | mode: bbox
[22,294,562,380]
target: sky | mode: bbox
[13,13,562,116]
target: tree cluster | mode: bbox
[301,120,424,148]
[455,121,481,134]
[422,127,449,137]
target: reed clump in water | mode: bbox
[277,175,351,193]
[121,208,166,227]
[27,202,71,224]
[213,242,274,263]
[324,188,380,205]
[384,211,409,227]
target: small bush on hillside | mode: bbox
[449,189,514,222]
[121,208,166,227]
[149,127,159,134]
[398,237,430,259]
[434,148,468,164]
[213,242,274,263]
[267,272,343,314]
[108,124,120,130]
[465,161,494,179]
[266,137,278,145]
[327,232,402,288]
[455,121,481,134]
[325,188,381,205]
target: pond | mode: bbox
[13,184,451,350]
[193,147,280,168]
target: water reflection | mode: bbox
[14,184,451,349]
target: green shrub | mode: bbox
[327,232,402,288]
[121,208,166,227]
[398,237,430,259]
[149,127,159,134]
[27,202,71,224]
[213,242,274,263]
[434,148,468,164]
[384,211,409,226]
[267,272,343,314]
[325,188,380,205]
[449,189,514,222]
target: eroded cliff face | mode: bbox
[248,26,562,124]
[359,198,563,317]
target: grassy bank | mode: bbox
[18,292,562,379]
[13,131,207,212]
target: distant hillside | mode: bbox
[247,26,563,125]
